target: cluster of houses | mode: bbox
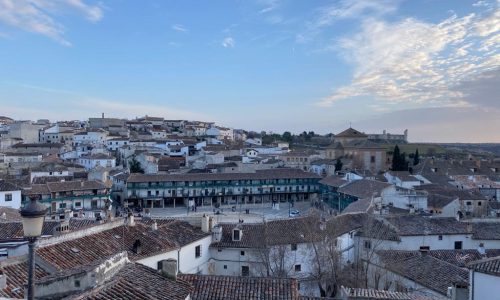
[0,115,500,299]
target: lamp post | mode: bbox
[20,196,48,300]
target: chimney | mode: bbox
[466,222,473,233]
[151,221,158,231]
[212,225,222,243]
[0,274,6,289]
[419,246,430,256]
[127,212,135,227]
[201,214,210,233]
[160,258,178,281]
[80,181,84,188]
[478,243,486,256]
[132,239,142,254]
[102,113,104,119]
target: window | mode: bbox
[371,156,376,163]
[295,264,302,272]
[157,261,163,270]
[466,201,472,206]
[364,240,372,249]
[241,266,250,277]
[478,202,482,206]
[454,241,463,250]
[74,280,80,288]
[223,265,227,269]
[233,229,241,241]
[5,193,12,202]
[438,235,443,240]
[75,202,82,207]
[59,203,67,209]
[195,245,202,258]
[291,244,297,251]
[240,251,245,256]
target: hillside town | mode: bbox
[0,115,499,300]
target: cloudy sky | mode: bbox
[0,0,498,142]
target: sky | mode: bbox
[0,0,499,143]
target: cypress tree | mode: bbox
[413,149,420,166]
[392,145,401,171]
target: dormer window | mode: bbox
[232,228,242,241]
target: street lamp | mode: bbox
[20,196,48,300]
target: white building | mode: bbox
[468,256,500,300]
[77,154,116,170]
[0,181,21,209]
[74,129,108,146]
[206,126,234,141]
[106,137,130,151]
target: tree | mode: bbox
[391,145,401,171]
[334,159,343,172]
[391,145,408,171]
[282,131,293,143]
[413,149,420,166]
[129,155,144,173]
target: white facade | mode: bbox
[106,138,129,151]
[380,186,427,212]
[137,235,212,274]
[30,170,70,183]
[77,156,116,170]
[0,189,22,209]
[74,131,107,146]
[470,270,500,300]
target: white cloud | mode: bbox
[258,0,279,14]
[297,0,399,43]
[318,7,500,108]
[314,0,398,27]
[0,0,104,45]
[172,24,188,32]
[222,37,235,48]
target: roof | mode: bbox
[0,218,105,240]
[179,274,300,300]
[212,214,364,249]
[0,180,19,192]
[427,194,457,209]
[338,179,392,199]
[37,220,209,271]
[335,128,368,138]
[342,198,373,214]
[387,171,420,182]
[0,207,22,222]
[468,255,500,276]
[319,176,348,188]
[79,153,114,160]
[339,286,445,300]
[381,215,469,236]
[127,168,321,183]
[376,250,469,295]
[472,222,500,240]
[23,180,105,195]
[343,139,385,149]
[0,257,50,299]
[68,263,193,300]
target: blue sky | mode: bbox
[0,0,499,142]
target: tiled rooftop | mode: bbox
[68,263,193,300]
[376,250,469,295]
[179,274,300,300]
[37,220,209,271]
[0,257,49,299]
[127,168,321,183]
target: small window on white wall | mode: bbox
[5,194,12,201]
